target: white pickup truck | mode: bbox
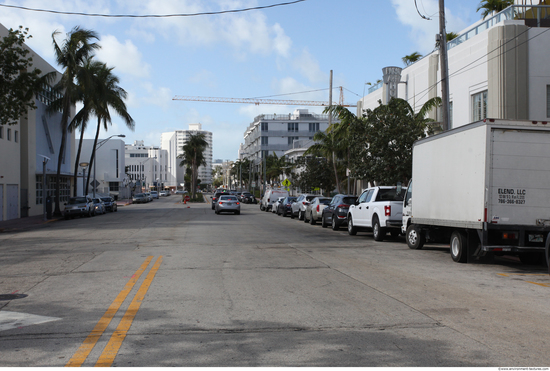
[347,186,405,241]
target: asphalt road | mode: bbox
[0,194,549,367]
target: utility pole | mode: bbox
[439,0,450,131]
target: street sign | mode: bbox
[282,178,291,187]
[91,180,100,188]
[252,181,256,187]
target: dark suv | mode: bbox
[321,194,357,230]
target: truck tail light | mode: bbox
[384,205,391,217]
[503,232,518,240]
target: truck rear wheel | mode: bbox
[406,224,425,250]
[450,230,468,263]
[372,217,385,241]
[347,215,357,235]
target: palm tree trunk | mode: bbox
[53,99,71,216]
[86,117,101,196]
[73,129,85,196]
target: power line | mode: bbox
[0,0,307,18]
[414,0,431,20]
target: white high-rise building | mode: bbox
[161,124,213,190]
[125,140,168,193]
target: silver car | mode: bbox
[304,197,332,225]
[214,195,241,215]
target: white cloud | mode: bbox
[188,69,218,89]
[96,35,151,78]
[292,48,326,84]
[390,0,469,54]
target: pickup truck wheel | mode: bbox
[321,215,328,228]
[450,230,468,263]
[310,212,316,225]
[347,216,357,235]
[372,217,385,241]
[406,224,425,249]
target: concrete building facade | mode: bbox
[241,109,332,164]
[161,124,213,191]
[0,23,74,220]
[124,140,168,194]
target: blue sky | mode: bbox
[0,0,484,160]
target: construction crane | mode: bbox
[173,86,357,107]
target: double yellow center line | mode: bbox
[66,256,163,367]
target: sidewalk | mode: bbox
[0,199,133,233]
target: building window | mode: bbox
[547,85,550,118]
[261,122,269,131]
[0,126,3,139]
[288,136,299,145]
[115,149,119,178]
[288,122,299,132]
[308,123,319,132]
[14,130,18,143]
[36,175,70,204]
[7,128,11,141]
[261,136,268,145]
[109,182,119,192]
[472,90,487,122]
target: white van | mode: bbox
[260,189,289,211]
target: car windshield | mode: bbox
[287,197,297,202]
[319,198,331,205]
[306,195,316,201]
[93,199,101,203]
[68,197,87,204]
[220,196,238,201]
[376,188,405,202]
[135,193,144,197]
[100,198,111,202]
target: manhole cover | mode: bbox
[0,294,28,301]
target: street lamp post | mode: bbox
[80,162,89,197]
[92,134,125,198]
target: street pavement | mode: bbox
[0,194,549,367]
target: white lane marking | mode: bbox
[0,311,62,332]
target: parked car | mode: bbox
[150,191,159,199]
[214,195,241,215]
[277,196,297,217]
[63,196,93,219]
[321,194,357,230]
[175,189,186,194]
[159,191,168,197]
[100,196,118,212]
[304,197,332,224]
[144,192,153,202]
[132,193,147,204]
[271,197,286,213]
[243,194,257,204]
[260,189,289,211]
[92,198,106,215]
[291,194,317,220]
[239,192,252,202]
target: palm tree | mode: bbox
[477,0,514,19]
[50,27,100,216]
[85,63,134,195]
[69,57,104,196]
[304,126,347,194]
[178,132,208,199]
[402,52,423,66]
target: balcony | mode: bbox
[448,5,550,50]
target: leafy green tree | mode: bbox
[50,26,100,215]
[84,62,134,195]
[178,132,208,199]
[402,52,422,66]
[294,156,335,195]
[304,126,347,193]
[350,97,441,185]
[477,0,514,19]
[0,26,52,126]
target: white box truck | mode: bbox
[403,119,550,264]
